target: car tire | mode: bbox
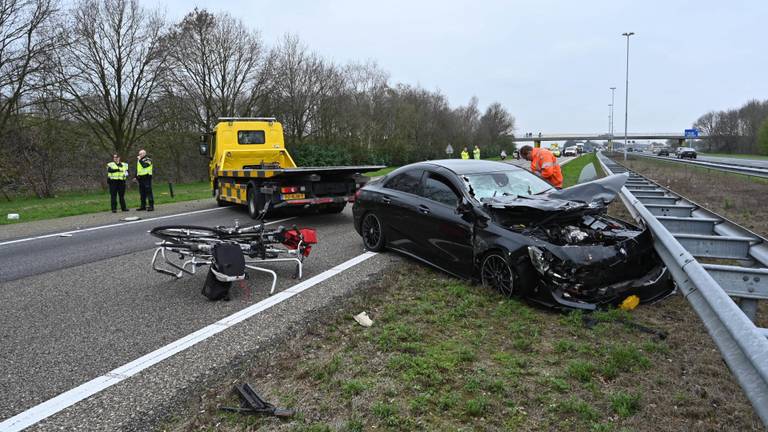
[361,212,385,252]
[481,252,516,297]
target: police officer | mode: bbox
[136,149,154,211]
[460,147,470,160]
[107,154,129,213]
[473,145,481,160]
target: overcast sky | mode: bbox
[148,0,768,135]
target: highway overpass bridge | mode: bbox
[510,133,706,148]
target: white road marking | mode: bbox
[0,251,377,432]
[0,206,257,247]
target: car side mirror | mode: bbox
[456,198,473,215]
[199,143,209,157]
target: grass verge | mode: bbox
[561,153,601,188]
[0,181,210,225]
[166,264,763,432]
[607,154,768,238]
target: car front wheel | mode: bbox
[481,252,515,297]
[361,212,385,251]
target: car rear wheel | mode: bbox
[361,212,385,251]
[481,253,515,297]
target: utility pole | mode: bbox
[610,86,616,136]
[622,32,634,161]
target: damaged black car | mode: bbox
[352,159,673,310]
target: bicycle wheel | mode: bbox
[150,225,223,243]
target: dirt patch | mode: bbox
[607,155,768,238]
[162,264,764,432]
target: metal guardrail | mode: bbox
[597,152,768,425]
[628,152,768,179]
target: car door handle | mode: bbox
[382,197,391,204]
[418,204,430,214]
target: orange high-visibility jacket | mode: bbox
[530,147,563,188]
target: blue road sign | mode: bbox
[684,128,699,138]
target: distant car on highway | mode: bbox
[676,147,697,159]
[563,147,577,157]
[656,148,670,156]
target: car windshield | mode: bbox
[464,169,554,199]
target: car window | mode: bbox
[422,173,459,207]
[238,130,266,144]
[384,170,422,194]
[465,169,553,199]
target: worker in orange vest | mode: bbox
[519,145,563,189]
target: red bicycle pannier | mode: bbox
[282,228,318,256]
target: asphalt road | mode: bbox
[0,203,394,430]
[696,154,768,169]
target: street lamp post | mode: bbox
[622,32,634,161]
[608,104,612,136]
[610,86,616,137]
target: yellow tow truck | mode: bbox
[199,117,384,218]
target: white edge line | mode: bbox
[0,206,232,247]
[0,251,377,432]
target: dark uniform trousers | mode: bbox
[138,175,154,209]
[108,180,127,211]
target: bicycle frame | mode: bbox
[150,227,310,296]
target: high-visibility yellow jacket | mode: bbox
[460,150,469,160]
[473,148,481,159]
[137,156,153,176]
[107,162,128,181]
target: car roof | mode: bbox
[414,159,526,175]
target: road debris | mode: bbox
[121,216,141,221]
[220,383,295,417]
[353,311,373,327]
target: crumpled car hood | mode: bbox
[480,173,629,212]
[548,172,629,205]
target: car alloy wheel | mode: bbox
[361,212,384,251]
[481,253,514,296]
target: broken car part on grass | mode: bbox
[352,159,673,311]
[220,383,295,417]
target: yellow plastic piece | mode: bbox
[619,295,640,311]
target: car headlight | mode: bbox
[528,246,550,275]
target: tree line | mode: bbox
[693,99,768,155]
[0,0,515,199]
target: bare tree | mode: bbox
[0,0,59,135]
[57,0,167,155]
[270,34,339,144]
[165,9,270,132]
[478,102,515,152]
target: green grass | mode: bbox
[177,265,687,431]
[0,181,211,225]
[560,153,601,187]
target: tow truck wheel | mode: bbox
[481,252,515,297]
[361,212,385,252]
[247,187,264,219]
